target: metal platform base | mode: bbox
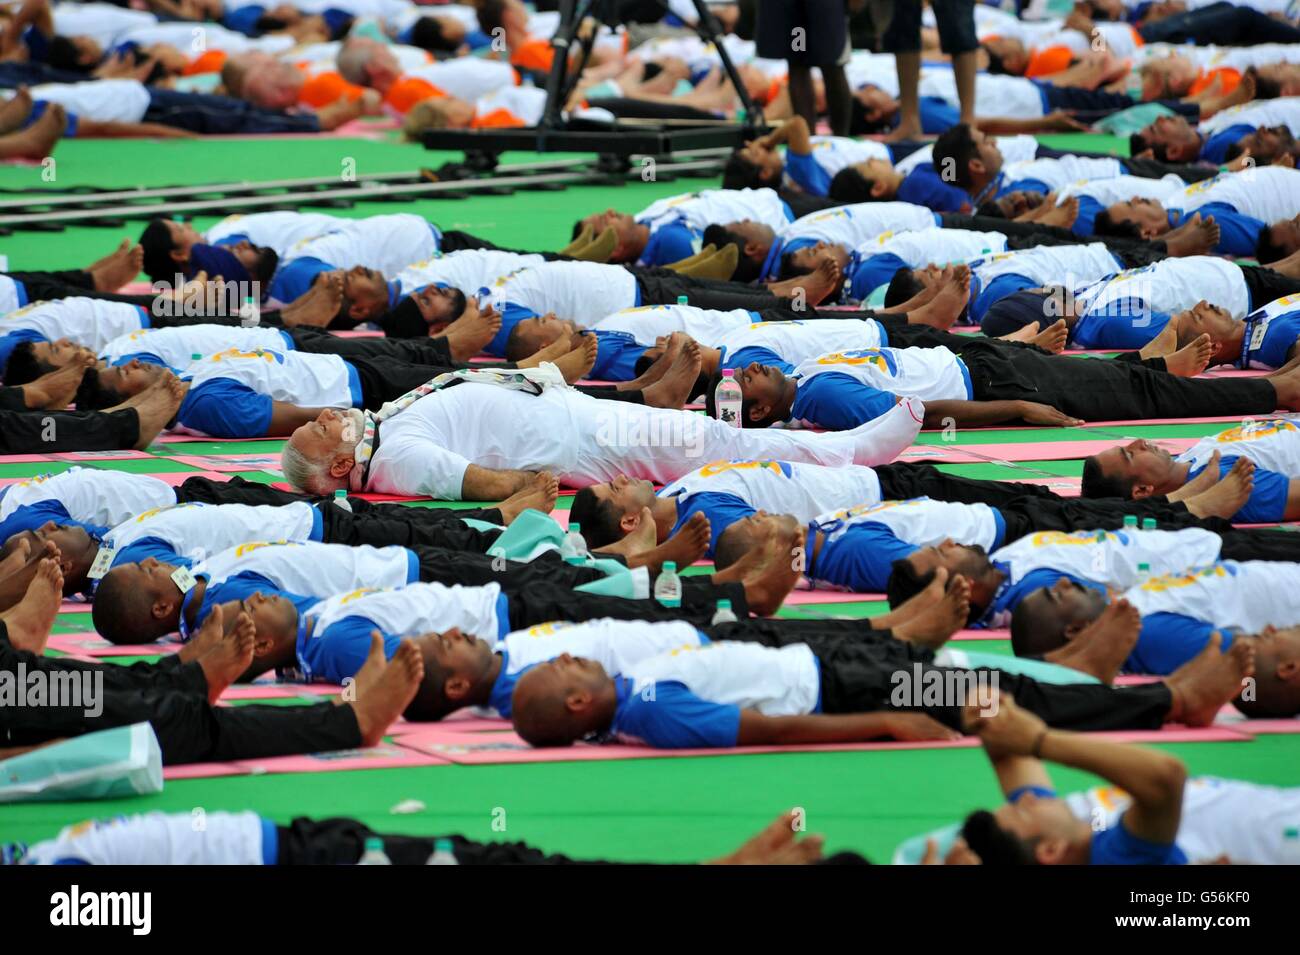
[421,122,757,171]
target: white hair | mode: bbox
[280,440,343,494]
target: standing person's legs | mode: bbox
[931,0,978,126]
[880,0,923,140]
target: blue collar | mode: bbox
[387,279,402,308]
[176,572,211,642]
[759,238,785,282]
[971,172,1005,208]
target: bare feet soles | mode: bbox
[1163,332,1215,377]
[714,527,801,616]
[1162,212,1219,257]
[641,335,702,408]
[439,305,504,362]
[1164,632,1255,726]
[25,355,94,409]
[348,633,424,746]
[769,257,842,307]
[549,332,599,384]
[1182,455,1254,519]
[0,557,63,654]
[1044,597,1141,683]
[606,509,711,575]
[281,275,343,328]
[88,239,145,292]
[907,267,970,330]
[105,373,188,449]
[496,471,559,524]
[194,606,258,703]
[893,573,972,649]
[0,102,63,161]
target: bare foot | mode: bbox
[1162,212,1219,257]
[107,372,188,449]
[0,86,32,135]
[1029,319,1069,353]
[0,557,63,654]
[0,102,62,161]
[439,304,503,362]
[1182,455,1254,519]
[515,332,575,369]
[1164,332,1214,377]
[177,600,227,663]
[1164,632,1255,726]
[641,336,702,408]
[550,333,599,383]
[496,471,559,524]
[893,573,971,649]
[89,241,144,292]
[1138,318,1179,360]
[1035,196,1078,230]
[907,267,970,330]
[196,606,257,703]
[1167,449,1221,501]
[607,510,711,575]
[0,536,32,581]
[349,634,424,745]
[1043,597,1140,684]
[716,526,801,616]
[618,331,684,391]
[788,257,842,307]
[24,354,94,409]
[280,274,343,328]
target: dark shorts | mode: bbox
[755,0,849,66]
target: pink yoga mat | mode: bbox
[168,452,283,472]
[783,590,883,605]
[163,762,250,780]
[45,632,174,657]
[218,683,341,701]
[949,629,1010,641]
[152,433,283,444]
[234,743,449,775]
[50,449,155,462]
[899,437,1195,464]
[1225,718,1300,734]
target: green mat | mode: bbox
[5,129,1297,864]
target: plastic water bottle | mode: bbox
[1122,514,1138,529]
[333,488,352,513]
[711,599,737,625]
[190,352,202,364]
[426,838,458,866]
[1141,517,1156,531]
[714,368,743,427]
[654,561,682,607]
[561,521,588,564]
[358,837,392,865]
[676,294,689,306]
[1136,562,1152,586]
[240,295,260,328]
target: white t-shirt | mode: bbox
[922,71,1049,119]
[1177,416,1300,475]
[780,202,938,248]
[636,188,792,233]
[1199,96,1300,136]
[1055,174,1186,206]
[787,136,891,178]
[1169,166,1300,223]
[183,349,356,410]
[0,276,20,315]
[100,325,290,367]
[395,249,545,298]
[485,262,639,326]
[103,502,318,565]
[283,213,438,275]
[2,298,146,350]
[196,540,414,595]
[307,581,504,645]
[1073,256,1250,321]
[205,212,349,256]
[1004,155,1125,191]
[403,57,517,102]
[793,346,971,404]
[856,227,1008,269]
[624,641,821,719]
[1068,776,1300,866]
[1123,560,1300,634]
[593,304,754,347]
[23,810,266,866]
[29,79,151,123]
[660,459,883,522]
[719,318,887,365]
[814,497,1001,550]
[970,243,1122,290]
[0,467,175,527]
[52,2,156,46]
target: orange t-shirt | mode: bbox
[384,75,448,114]
[184,49,227,76]
[297,68,369,108]
[1188,66,1240,97]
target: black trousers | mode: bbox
[1040,83,1200,121]
[1240,265,1300,311]
[0,627,361,765]
[286,327,454,365]
[504,577,751,628]
[633,268,791,312]
[1218,528,1300,564]
[0,386,29,412]
[347,356,455,409]
[1138,1,1300,45]
[876,460,1060,504]
[705,617,891,644]
[276,816,615,865]
[0,407,139,453]
[959,338,1279,420]
[321,503,504,552]
[801,634,1172,731]
[997,494,1216,542]
[411,545,607,590]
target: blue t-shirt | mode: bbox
[590,330,648,382]
[269,257,332,303]
[484,298,538,358]
[1124,611,1229,675]
[1069,302,1171,350]
[1186,456,1290,523]
[609,675,743,748]
[639,221,697,267]
[785,149,833,196]
[982,566,1105,628]
[665,490,756,556]
[1091,816,1188,865]
[898,165,970,213]
[1072,195,1105,236]
[0,498,82,542]
[809,522,919,593]
[1200,124,1253,165]
[178,359,363,438]
[789,371,899,430]
[1180,203,1264,258]
[718,344,793,374]
[844,250,910,302]
[1241,306,1300,370]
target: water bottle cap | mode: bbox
[1139,562,1150,571]
[717,599,731,609]
[434,838,454,852]
[676,295,689,305]
[244,295,256,304]
[569,522,581,533]
[335,489,347,498]
[1141,518,1156,529]
[364,837,384,851]
[721,368,734,378]
[191,353,202,361]
[1123,515,1138,526]
[663,561,677,572]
